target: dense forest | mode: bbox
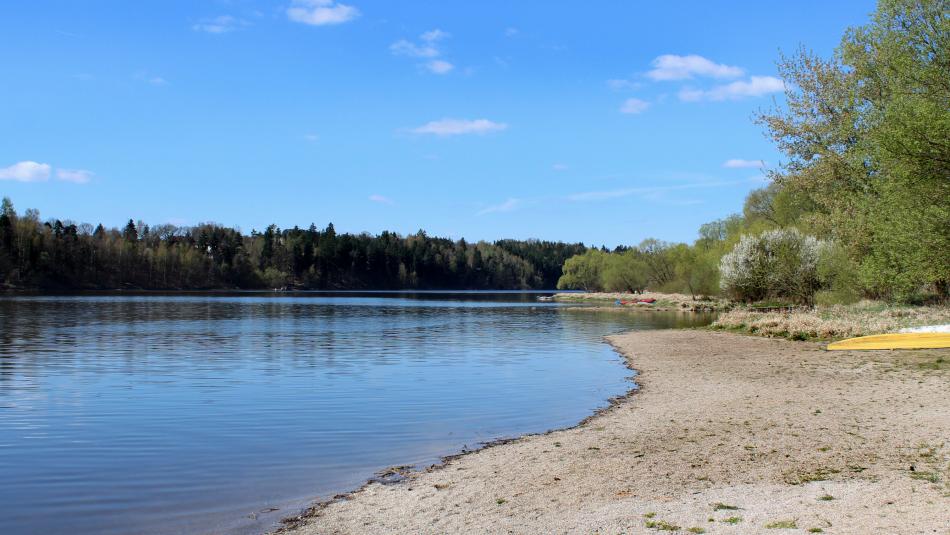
[0,199,586,291]
[558,0,949,305]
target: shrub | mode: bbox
[720,228,827,304]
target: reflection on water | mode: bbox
[0,293,711,535]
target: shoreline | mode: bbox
[274,334,646,533]
[279,329,949,534]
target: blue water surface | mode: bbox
[0,292,711,534]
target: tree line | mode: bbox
[558,0,949,305]
[0,199,586,291]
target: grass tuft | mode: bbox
[765,520,798,529]
[645,519,680,531]
[712,502,740,511]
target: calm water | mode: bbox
[0,292,711,535]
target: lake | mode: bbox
[0,292,712,534]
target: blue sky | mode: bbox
[0,0,875,247]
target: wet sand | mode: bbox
[281,330,950,534]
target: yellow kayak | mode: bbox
[827,332,950,350]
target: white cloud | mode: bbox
[134,71,168,85]
[566,179,751,202]
[552,163,568,171]
[368,194,394,205]
[0,161,52,182]
[647,54,744,81]
[504,27,519,37]
[391,29,458,74]
[287,0,359,26]
[723,158,766,169]
[620,98,649,114]
[420,29,449,42]
[426,60,454,74]
[390,39,440,58]
[411,118,507,136]
[192,15,247,33]
[56,169,94,183]
[607,78,641,90]
[477,198,520,215]
[680,76,784,101]
[304,133,319,142]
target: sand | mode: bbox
[280,330,950,535]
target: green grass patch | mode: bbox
[784,467,841,485]
[645,519,680,531]
[765,520,798,528]
[722,516,742,524]
[687,528,706,534]
[818,494,834,501]
[712,502,739,511]
[910,470,939,483]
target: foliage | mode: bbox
[602,250,648,293]
[557,249,607,291]
[815,242,862,305]
[0,197,585,291]
[557,240,719,298]
[557,0,948,305]
[758,0,950,301]
[719,228,827,304]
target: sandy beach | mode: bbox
[281,330,949,535]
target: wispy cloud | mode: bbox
[0,161,51,182]
[723,158,766,169]
[287,0,359,26]
[679,76,784,101]
[390,29,455,75]
[368,194,394,205]
[647,54,744,81]
[304,133,319,142]
[552,163,568,171]
[56,169,94,184]
[134,71,167,85]
[411,118,507,136]
[477,198,520,215]
[426,59,454,74]
[390,39,439,58]
[566,179,752,202]
[504,27,519,37]
[192,15,248,34]
[420,29,449,42]
[620,98,649,114]
[607,78,641,91]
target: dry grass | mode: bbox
[712,300,950,341]
[554,291,731,311]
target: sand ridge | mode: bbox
[281,330,950,535]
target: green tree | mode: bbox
[557,249,607,291]
[602,250,648,293]
[759,0,950,301]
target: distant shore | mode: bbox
[280,329,949,534]
[554,291,730,312]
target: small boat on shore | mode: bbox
[827,332,950,350]
[536,296,555,302]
